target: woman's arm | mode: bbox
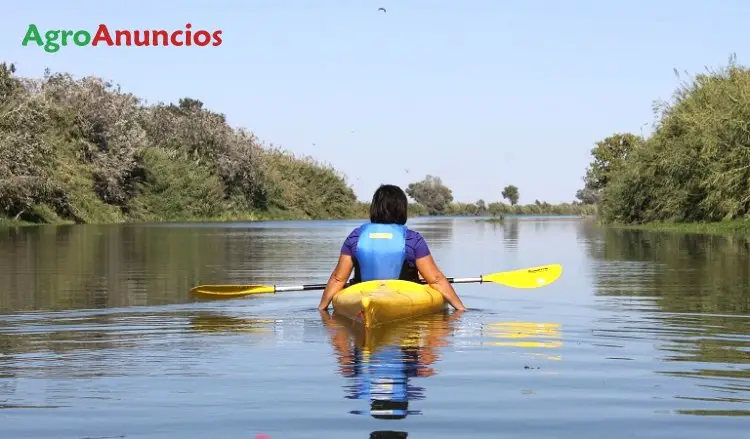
[317,253,354,310]
[415,255,467,311]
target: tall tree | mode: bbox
[501,185,519,205]
[578,133,642,202]
[405,175,453,215]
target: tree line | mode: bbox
[0,64,592,226]
[400,175,595,217]
[0,63,359,225]
[575,55,750,225]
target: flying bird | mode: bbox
[378,7,386,13]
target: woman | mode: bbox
[317,184,466,311]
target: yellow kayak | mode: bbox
[331,279,446,328]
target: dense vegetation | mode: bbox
[577,55,750,227]
[1,65,591,227]
[0,63,359,225]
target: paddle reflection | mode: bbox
[452,321,563,361]
[319,310,463,420]
[189,314,276,334]
[483,322,562,349]
[187,313,279,348]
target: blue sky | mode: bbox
[2,1,748,204]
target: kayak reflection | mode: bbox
[319,309,463,420]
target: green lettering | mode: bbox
[73,30,91,46]
[43,30,60,53]
[61,30,73,46]
[21,24,43,46]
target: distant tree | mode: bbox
[578,133,642,204]
[501,185,519,205]
[487,201,506,217]
[475,199,487,214]
[575,187,599,205]
[405,175,453,215]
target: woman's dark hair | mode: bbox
[370,184,408,225]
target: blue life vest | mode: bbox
[355,223,408,281]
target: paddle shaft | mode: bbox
[274,276,484,292]
[445,277,484,284]
[274,284,327,292]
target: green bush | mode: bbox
[588,56,750,224]
[0,64,362,224]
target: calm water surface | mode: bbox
[1,217,749,438]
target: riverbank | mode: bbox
[609,218,750,236]
[0,207,361,229]
[0,209,594,229]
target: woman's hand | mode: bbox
[317,253,354,310]
[415,255,467,311]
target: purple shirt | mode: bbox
[341,225,431,265]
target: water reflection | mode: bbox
[0,221,361,313]
[319,310,462,419]
[0,219,456,315]
[407,217,455,252]
[504,219,519,251]
[581,224,750,417]
[189,314,276,334]
[483,322,563,350]
[451,320,563,362]
[369,432,408,439]
[2,217,750,436]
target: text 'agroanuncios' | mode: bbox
[22,23,223,53]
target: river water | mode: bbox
[0,216,748,438]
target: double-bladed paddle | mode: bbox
[189,263,562,299]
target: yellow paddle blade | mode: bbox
[482,264,562,288]
[190,285,275,298]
